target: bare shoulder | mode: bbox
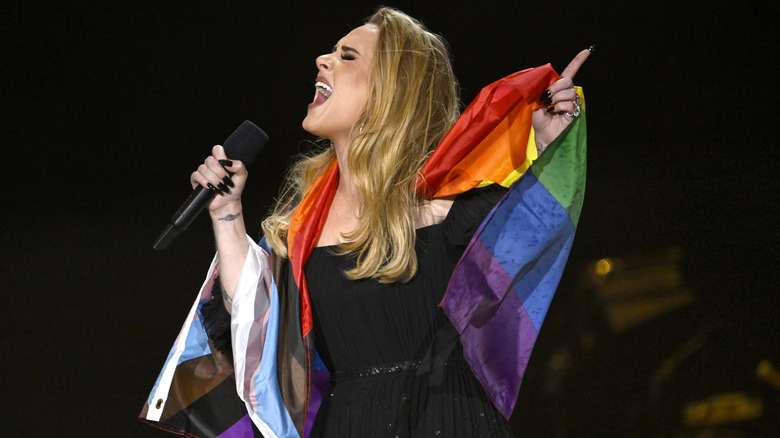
[416,196,455,228]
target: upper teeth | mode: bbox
[315,81,333,97]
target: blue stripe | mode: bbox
[515,229,574,331]
[476,172,575,331]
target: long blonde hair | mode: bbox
[262,7,460,283]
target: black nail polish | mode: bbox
[207,183,218,192]
[223,176,234,188]
[218,159,233,167]
[546,106,555,113]
[588,44,596,52]
[539,89,551,102]
[217,182,230,194]
[543,97,552,107]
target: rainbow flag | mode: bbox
[441,91,586,417]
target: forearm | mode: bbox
[210,200,250,310]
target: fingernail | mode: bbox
[588,44,596,52]
[543,97,552,107]
[546,106,555,113]
[217,182,230,194]
[539,89,551,102]
[218,159,233,167]
[223,176,234,188]
[207,183,219,192]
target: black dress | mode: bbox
[304,186,515,438]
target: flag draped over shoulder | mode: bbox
[141,63,586,437]
[287,62,585,421]
[287,64,560,346]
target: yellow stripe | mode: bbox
[482,86,584,189]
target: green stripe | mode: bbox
[530,110,587,226]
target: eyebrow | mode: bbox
[332,45,361,56]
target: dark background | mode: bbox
[3,1,777,436]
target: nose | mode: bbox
[316,53,333,71]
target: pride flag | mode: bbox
[441,90,586,418]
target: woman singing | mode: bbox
[142,6,589,438]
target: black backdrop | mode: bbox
[3,1,777,436]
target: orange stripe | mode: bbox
[433,103,535,197]
[288,159,339,336]
[417,64,558,198]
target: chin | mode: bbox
[303,117,336,141]
[301,118,320,137]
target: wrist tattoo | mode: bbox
[218,212,241,222]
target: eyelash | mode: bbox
[340,54,355,61]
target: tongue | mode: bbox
[312,90,328,105]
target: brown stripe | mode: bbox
[272,253,311,437]
[158,341,234,421]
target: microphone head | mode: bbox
[223,120,268,166]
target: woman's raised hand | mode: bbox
[532,47,592,153]
[190,145,249,213]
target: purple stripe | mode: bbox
[304,369,331,438]
[216,414,254,438]
[459,288,537,418]
[444,238,513,331]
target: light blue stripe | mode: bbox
[147,299,212,405]
[251,279,299,437]
[178,300,212,363]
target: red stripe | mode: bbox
[417,64,557,197]
[289,160,339,337]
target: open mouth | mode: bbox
[311,81,333,105]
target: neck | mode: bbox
[314,138,363,247]
[333,137,357,188]
[332,138,360,201]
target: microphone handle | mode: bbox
[153,185,214,251]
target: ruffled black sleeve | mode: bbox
[442,184,508,247]
[200,276,232,353]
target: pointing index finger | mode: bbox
[560,46,593,79]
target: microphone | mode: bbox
[153,121,268,251]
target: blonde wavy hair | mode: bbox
[262,7,460,283]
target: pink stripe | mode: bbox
[244,293,272,412]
